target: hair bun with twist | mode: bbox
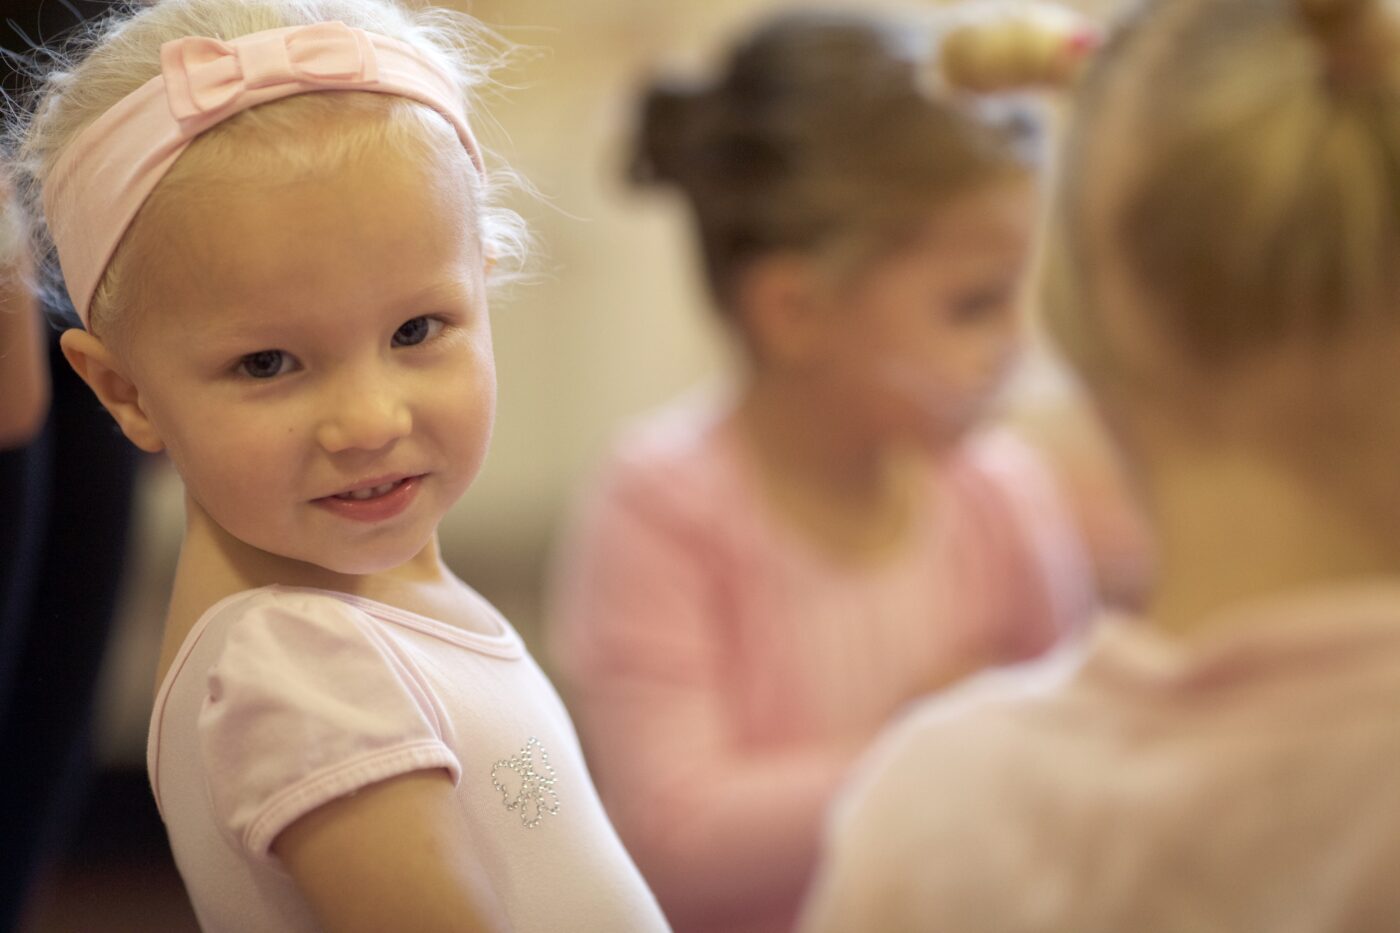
[939,2,1099,93]
[629,78,708,189]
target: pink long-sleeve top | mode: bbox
[547,397,1096,933]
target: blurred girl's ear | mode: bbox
[59,328,165,453]
[734,253,831,369]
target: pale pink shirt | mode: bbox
[801,582,1400,933]
[548,398,1095,933]
[148,585,669,933]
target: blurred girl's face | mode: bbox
[812,178,1037,451]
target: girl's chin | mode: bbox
[260,536,437,579]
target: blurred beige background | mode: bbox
[94,0,1116,767]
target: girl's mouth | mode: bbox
[334,479,406,501]
[315,475,424,522]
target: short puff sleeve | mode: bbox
[198,592,460,858]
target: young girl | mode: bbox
[801,0,1400,929]
[547,8,1100,932]
[7,1,669,930]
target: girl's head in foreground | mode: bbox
[631,8,1086,452]
[11,0,526,577]
[1051,0,1400,512]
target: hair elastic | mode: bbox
[42,20,486,329]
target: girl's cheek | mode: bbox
[876,361,966,422]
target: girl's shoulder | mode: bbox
[588,388,745,519]
[193,584,522,661]
[609,389,733,469]
[940,427,1099,632]
[193,585,373,646]
[157,585,522,721]
[946,425,1061,489]
[157,587,391,709]
[800,641,1094,932]
[151,585,475,861]
[937,427,1074,528]
[947,426,1095,529]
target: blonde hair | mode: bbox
[1054,0,1400,373]
[7,0,529,341]
[628,6,1084,313]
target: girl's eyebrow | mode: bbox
[381,282,486,325]
[186,275,479,348]
[187,308,310,345]
[385,276,479,314]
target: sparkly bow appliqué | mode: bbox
[160,21,378,124]
[491,737,560,828]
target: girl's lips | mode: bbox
[314,475,422,523]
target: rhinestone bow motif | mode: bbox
[491,737,560,828]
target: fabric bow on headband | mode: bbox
[163,21,378,123]
[43,21,486,329]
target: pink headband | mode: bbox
[42,21,486,329]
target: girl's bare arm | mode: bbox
[273,769,512,933]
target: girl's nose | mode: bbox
[315,382,413,454]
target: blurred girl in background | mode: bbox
[550,7,1100,931]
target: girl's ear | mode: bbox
[735,254,831,368]
[59,328,165,453]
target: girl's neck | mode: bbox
[1145,446,1400,639]
[158,494,457,683]
[733,373,931,565]
[179,495,451,594]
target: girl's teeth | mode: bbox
[338,480,400,501]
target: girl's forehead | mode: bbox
[940,179,1036,230]
[160,92,472,203]
[132,139,484,340]
[895,179,1038,259]
[181,106,475,217]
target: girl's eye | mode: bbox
[238,349,295,379]
[947,287,1013,324]
[392,316,444,348]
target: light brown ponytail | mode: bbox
[1052,0,1400,377]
